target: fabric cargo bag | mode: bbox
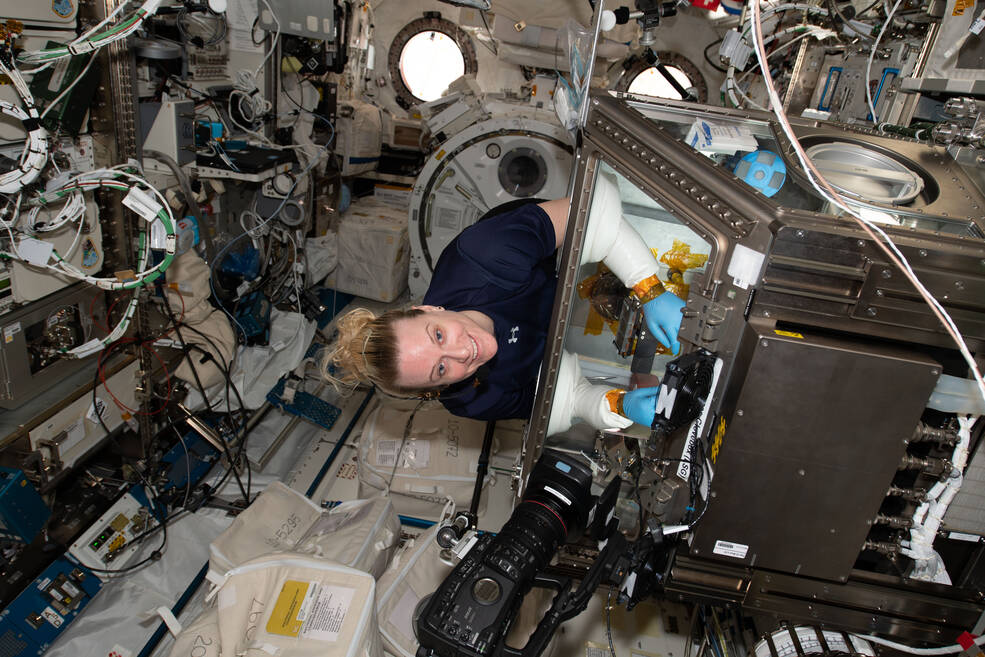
[376,524,454,657]
[357,400,496,519]
[210,482,399,580]
[211,553,383,657]
[295,496,400,579]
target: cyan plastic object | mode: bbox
[734,149,786,197]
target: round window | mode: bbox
[399,31,465,102]
[389,15,478,109]
[628,65,693,99]
[614,51,707,104]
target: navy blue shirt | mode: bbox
[422,201,557,420]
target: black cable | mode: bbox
[173,320,254,504]
[703,38,727,73]
[479,10,498,56]
[183,343,253,502]
[160,291,250,503]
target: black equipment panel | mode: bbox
[689,324,941,581]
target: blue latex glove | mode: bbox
[622,387,661,426]
[642,291,685,354]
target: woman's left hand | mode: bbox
[621,386,661,426]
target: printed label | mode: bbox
[3,322,21,343]
[107,645,133,657]
[303,584,354,641]
[677,429,698,481]
[713,540,749,559]
[42,607,64,628]
[60,418,87,455]
[953,0,973,15]
[774,330,804,339]
[267,580,311,637]
[87,397,107,424]
[710,417,727,465]
[586,643,611,657]
[82,238,100,269]
[60,580,80,598]
[376,439,430,468]
[543,485,572,506]
[52,0,74,17]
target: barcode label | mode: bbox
[376,439,430,468]
[713,540,749,559]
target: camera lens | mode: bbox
[495,450,594,576]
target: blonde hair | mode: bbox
[322,306,439,398]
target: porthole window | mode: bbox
[389,14,478,109]
[614,51,707,104]
[628,65,693,99]
[400,31,465,102]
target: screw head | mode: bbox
[866,307,878,317]
[881,268,892,279]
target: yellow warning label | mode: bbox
[435,149,446,161]
[710,417,727,464]
[266,580,310,638]
[953,0,973,15]
[774,330,804,339]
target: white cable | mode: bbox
[0,63,48,194]
[40,53,97,120]
[865,0,904,124]
[856,632,985,655]
[749,0,985,408]
[255,0,281,78]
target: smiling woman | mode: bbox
[392,306,498,389]
[323,191,684,426]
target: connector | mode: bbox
[719,29,753,71]
[122,186,163,222]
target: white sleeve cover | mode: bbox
[580,171,659,289]
[547,350,632,436]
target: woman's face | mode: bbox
[393,307,498,389]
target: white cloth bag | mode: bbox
[209,482,399,580]
[376,524,455,657]
[357,400,496,519]
[203,553,382,657]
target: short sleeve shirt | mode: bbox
[422,201,558,420]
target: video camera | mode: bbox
[415,449,669,657]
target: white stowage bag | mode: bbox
[296,497,401,579]
[170,553,383,657]
[168,607,220,657]
[209,482,399,580]
[357,400,496,519]
[375,524,454,657]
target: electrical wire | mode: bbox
[17,0,167,64]
[857,633,985,655]
[749,0,985,408]
[39,53,97,120]
[865,0,904,124]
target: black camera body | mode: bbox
[415,450,596,657]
